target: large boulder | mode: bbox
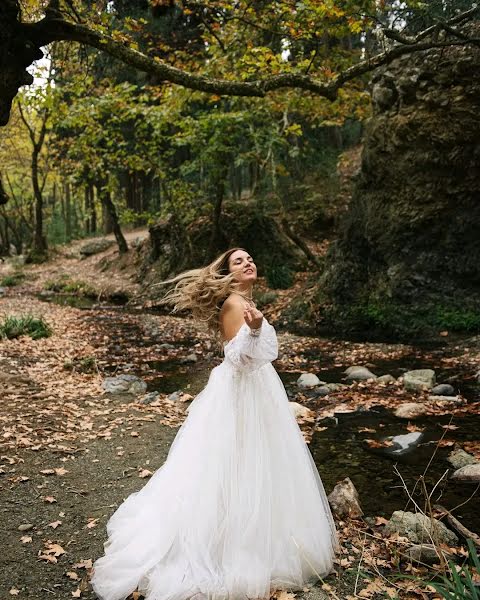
[344,366,377,382]
[320,33,480,338]
[297,373,323,388]
[447,448,479,470]
[384,511,458,546]
[79,239,115,257]
[450,464,480,483]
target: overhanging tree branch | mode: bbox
[0,0,479,127]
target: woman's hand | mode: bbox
[244,304,263,330]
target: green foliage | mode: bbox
[423,540,480,600]
[43,276,96,297]
[255,290,278,309]
[324,299,480,339]
[0,272,25,287]
[0,315,52,340]
[265,261,295,289]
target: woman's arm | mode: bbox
[220,298,278,373]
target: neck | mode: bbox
[236,284,253,299]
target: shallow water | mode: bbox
[37,295,479,533]
[308,409,479,532]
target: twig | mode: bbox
[434,503,480,549]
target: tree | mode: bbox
[1,0,479,126]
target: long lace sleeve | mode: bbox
[223,319,278,373]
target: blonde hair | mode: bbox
[154,247,250,343]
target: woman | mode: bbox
[90,247,338,600]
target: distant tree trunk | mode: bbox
[18,100,49,257]
[207,174,226,261]
[96,180,128,254]
[90,184,97,233]
[64,178,72,241]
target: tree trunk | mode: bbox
[96,180,128,254]
[64,178,72,241]
[207,176,226,261]
[32,142,47,254]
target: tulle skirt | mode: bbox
[90,361,338,600]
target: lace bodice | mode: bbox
[222,318,278,373]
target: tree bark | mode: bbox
[96,180,128,254]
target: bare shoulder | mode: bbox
[219,294,245,342]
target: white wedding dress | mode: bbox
[90,317,338,600]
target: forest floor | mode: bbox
[1,233,479,600]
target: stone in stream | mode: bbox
[296,373,324,388]
[102,375,147,395]
[384,511,458,545]
[387,432,424,455]
[406,544,454,565]
[181,353,197,364]
[310,386,330,398]
[344,366,377,382]
[450,464,480,483]
[431,383,455,396]
[402,369,435,392]
[427,394,463,404]
[447,448,479,470]
[140,392,160,405]
[328,477,363,519]
[289,402,313,420]
[394,402,427,419]
[377,374,396,384]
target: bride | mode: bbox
[90,247,338,600]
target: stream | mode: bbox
[40,293,480,534]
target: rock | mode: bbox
[447,449,479,470]
[158,343,176,350]
[451,464,480,483]
[289,402,313,420]
[384,511,458,545]
[311,386,330,397]
[168,391,183,402]
[344,366,377,382]
[79,239,115,257]
[325,382,347,392]
[181,353,197,364]
[139,392,160,405]
[300,585,330,600]
[297,373,323,388]
[403,369,436,392]
[18,523,34,531]
[388,432,424,455]
[427,394,463,404]
[394,403,427,419]
[0,287,5,295]
[406,544,454,565]
[431,383,455,396]
[102,375,147,395]
[377,374,396,384]
[328,477,363,519]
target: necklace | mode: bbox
[235,291,254,304]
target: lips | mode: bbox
[244,269,254,274]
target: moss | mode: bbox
[43,276,97,297]
[321,298,480,340]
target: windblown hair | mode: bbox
[154,248,249,342]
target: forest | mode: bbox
[0,1,479,599]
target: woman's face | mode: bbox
[228,250,257,284]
